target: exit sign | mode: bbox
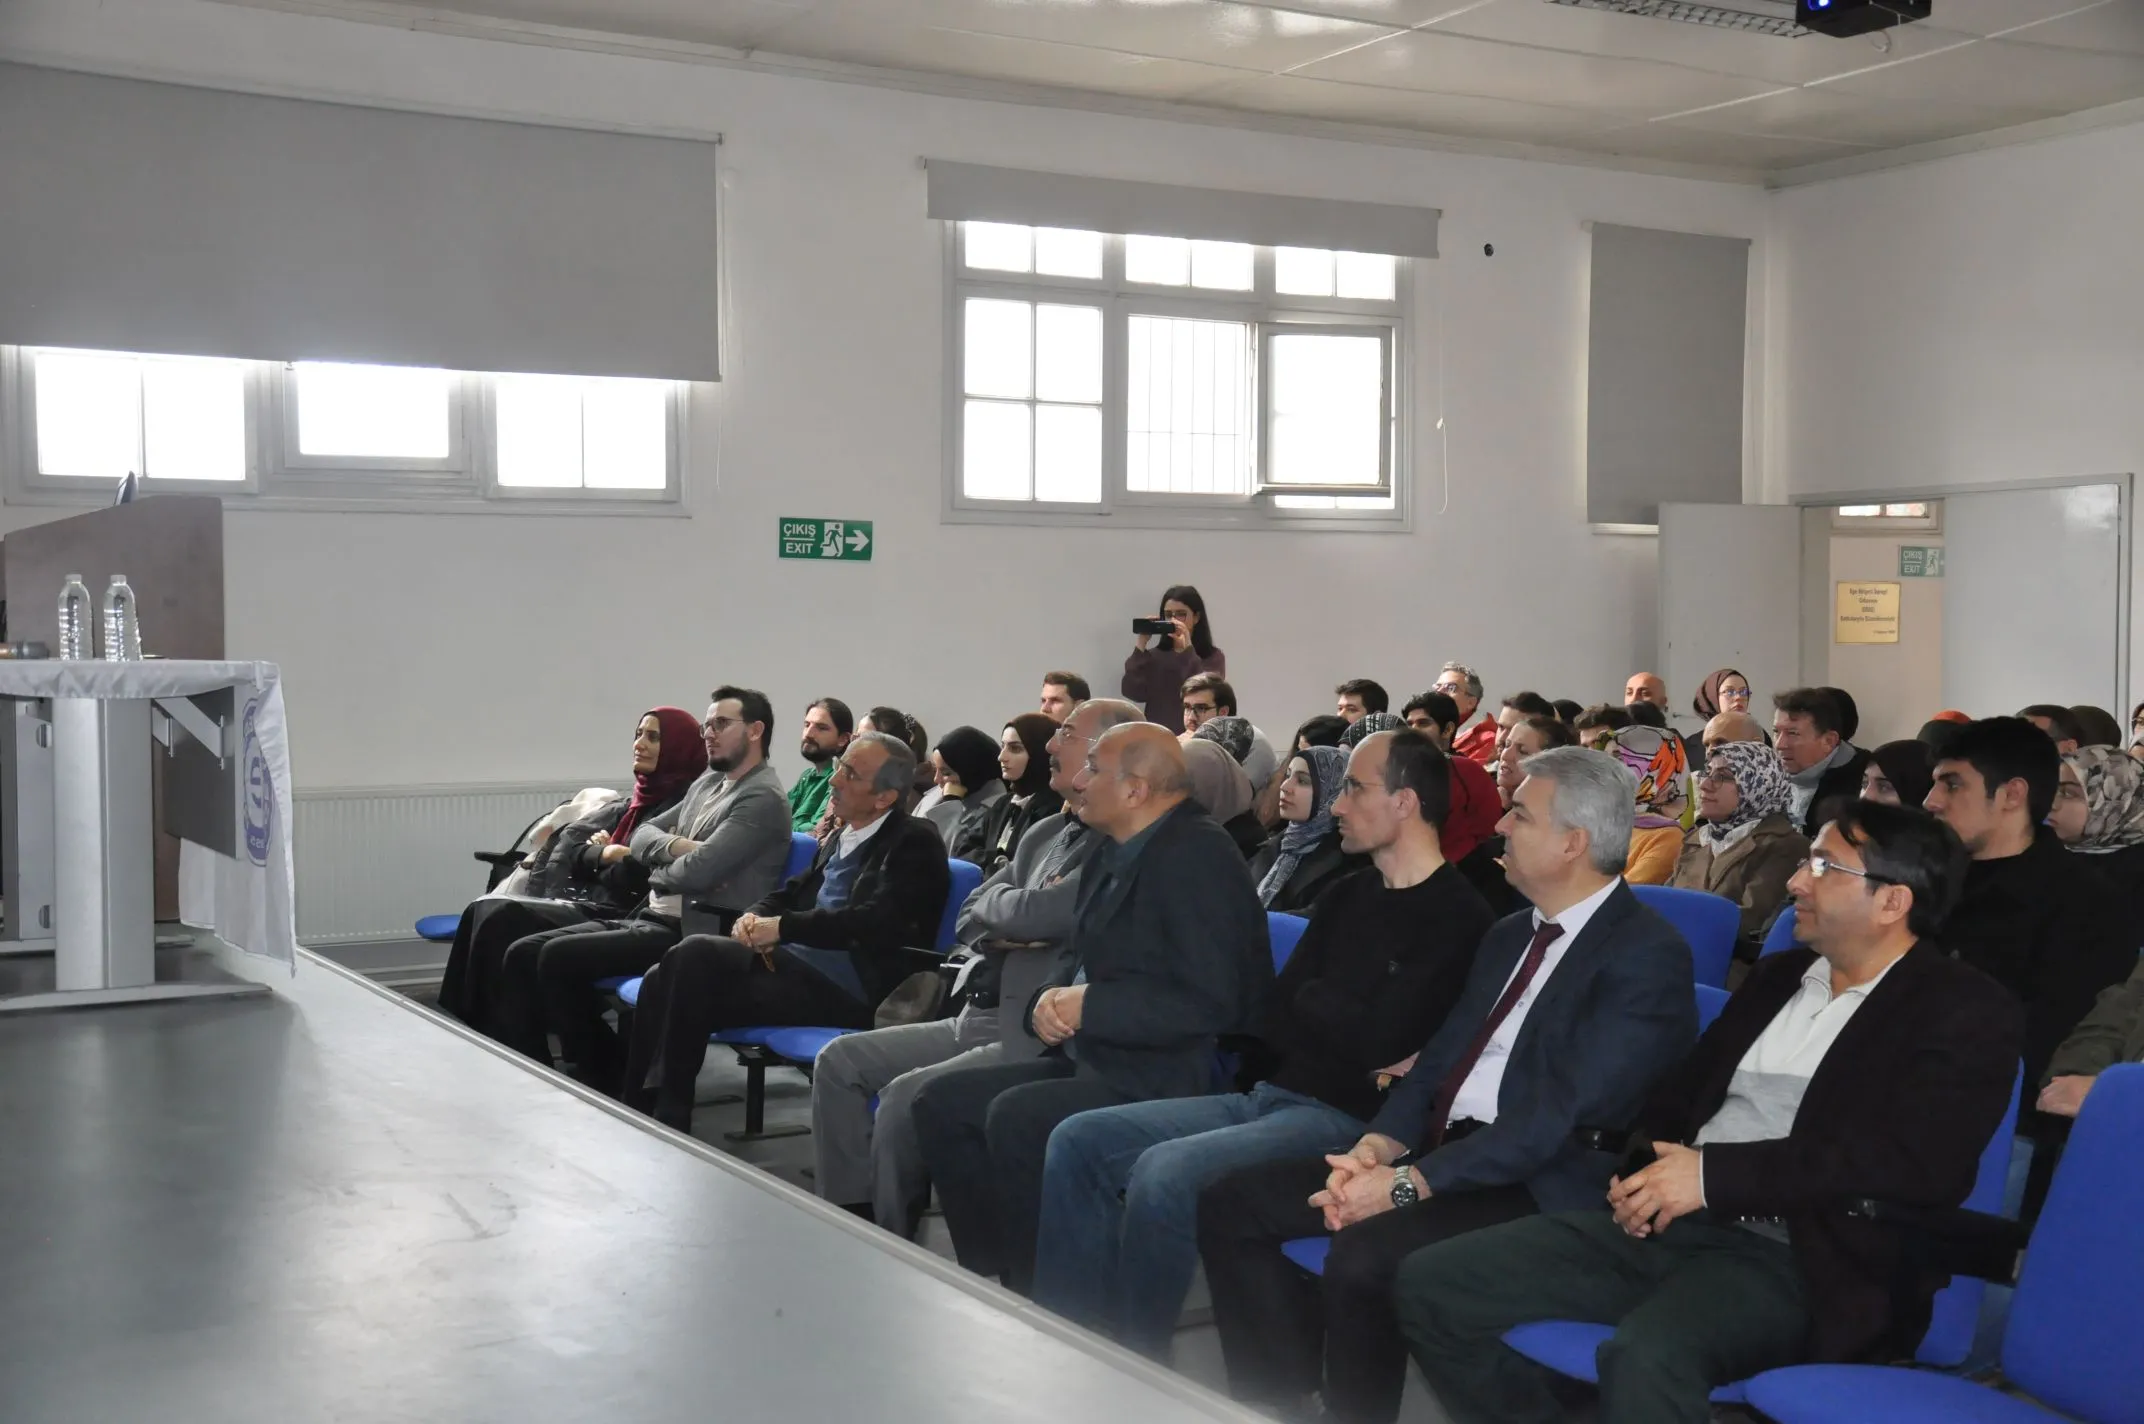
[1899,545,1944,578]
[778,518,873,562]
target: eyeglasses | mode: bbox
[704,716,742,732]
[1432,682,1465,696]
[1698,770,1737,787]
[1721,686,1752,702]
[1802,854,1898,887]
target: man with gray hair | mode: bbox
[1194,746,1695,1424]
[1435,662,1498,767]
[620,731,951,1134]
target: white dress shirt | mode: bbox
[1447,876,1623,1125]
[834,810,892,861]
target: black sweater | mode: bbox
[1260,863,1494,1122]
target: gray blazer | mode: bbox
[627,760,791,917]
[952,813,1100,1030]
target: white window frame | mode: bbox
[942,227,1413,532]
[1,346,686,514]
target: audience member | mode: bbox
[1180,672,1233,732]
[1859,738,1934,810]
[1672,740,1806,948]
[1251,745,1364,912]
[912,724,1270,1294]
[1295,714,1348,750]
[789,698,852,831]
[621,732,950,1133]
[1924,717,2135,1090]
[852,706,924,819]
[438,707,704,1041]
[512,688,792,1085]
[1194,711,1278,791]
[923,726,1006,862]
[2019,703,2084,754]
[1039,671,1089,722]
[812,700,1135,1233]
[1122,584,1224,731]
[1434,663,1497,765]
[1392,693,1504,863]
[1623,699,1669,730]
[2070,703,2124,749]
[1918,712,1970,762]
[1702,710,1768,752]
[1342,711,1404,748]
[1495,715,1575,810]
[1495,692,1557,752]
[1623,671,1667,710]
[1033,730,1493,1357]
[1334,679,1388,724]
[1551,698,1583,727]
[2130,701,2144,756]
[1817,686,1861,745]
[1773,687,1870,836]
[1185,736,1265,858]
[976,714,1064,874]
[1609,724,1688,886]
[1183,678,1279,804]
[1197,746,1694,1424]
[1396,802,2023,1424]
[1692,667,1752,722]
[2040,957,2144,1119]
[1573,702,1631,750]
[2048,744,2144,946]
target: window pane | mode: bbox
[1275,247,1335,297]
[1125,234,1191,286]
[294,362,451,459]
[1126,315,1252,496]
[495,374,584,488]
[1270,332,1385,488]
[583,378,670,490]
[1034,227,1102,279]
[963,399,1032,501]
[142,356,247,482]
[1336,251,1397,301]
[1034,304,1102,404]
[963,298,1033,399]
[34,350,141,479]
[1882,502,1930,517]
[1035,404,1102,504]
[1837,504,1883,517]
[1190,240,1254,291]
[964,221,1033,273]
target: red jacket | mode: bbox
[1451,717,1498,766]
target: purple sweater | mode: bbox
[1121,645,1226,730]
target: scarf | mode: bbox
[933,726,1003,798]
[1341,711,1405,748]
[1194,715,1256,765]
[613,706,709,844]
[1002,713,1059,797]
[1693,667,1746,721]
[1611,724,1690,831]
[1183,739,1255,823]
[2069,746,2144,851]
[1866,740,1934,812]
[1256,745,1349,906]
[1698,738,1791,849]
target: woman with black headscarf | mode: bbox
[1860,739,1935,811]
[976,713,1063,874]
[925,725,1007,863]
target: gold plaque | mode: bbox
[1835,581,1901,645]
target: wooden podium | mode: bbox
[0,495,225,926]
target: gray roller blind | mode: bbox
[0,63,723,380]
[925,160,1439,258]
[1585,223,1749,526]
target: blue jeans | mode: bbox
[1031,1083,1364,1357]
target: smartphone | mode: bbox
[1132,617,1178,637]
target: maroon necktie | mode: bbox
[1426,920,1565,1146]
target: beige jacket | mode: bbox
[1671,814,1810,944]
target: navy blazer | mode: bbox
[1367,880,1696,1213]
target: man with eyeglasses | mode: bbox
[494,686,794,1089]
[1435,663,1498,767]
[1397,801,2023,1424]
[808,697,1135,1237]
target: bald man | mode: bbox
[1703,710,1769,752]
[912,721,1273,1295]
[1624,671,1668,709]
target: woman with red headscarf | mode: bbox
[438,706,705,1040]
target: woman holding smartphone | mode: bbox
[1121,583,1225,730]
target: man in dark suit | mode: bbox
[620,730,950,1133]
[1773,687,1870,837]
[1195,746,1696,1424]
[911,720,1271,1294]
[1396,801,2023,1424]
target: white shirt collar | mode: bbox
[836,811,893,858]
[1798,949,1906,1003]
[1532,876,1622,946]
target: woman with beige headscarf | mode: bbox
[1183,737,1263,859]
[2050,745,2144,948]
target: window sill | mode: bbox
[3,488,692,519]
[942,500,1413,534]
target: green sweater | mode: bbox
[788,761,835,832]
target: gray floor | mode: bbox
[0,946,1269,1424]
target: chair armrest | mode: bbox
[474,851,522,868]
[1846,1200,2026,1287]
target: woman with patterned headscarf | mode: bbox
[2051,746,2144,947]
[1609,723,1690,885]
[1671,738,1810,944]
[1249,745,1364,911]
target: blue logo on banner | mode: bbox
[243,698,272,867]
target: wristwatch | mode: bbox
[1389,1166,1420,1209]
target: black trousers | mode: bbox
[909,1057,1135,1294]
[620,935,872,1131]
[435,897,595,1047]
[1195,1155,1538,1424]
[496,917,681,1090]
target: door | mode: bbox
[1658,503,1804,726]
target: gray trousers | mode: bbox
[811,1013,1003,1233]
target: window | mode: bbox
[1833,501,1941,533]
[947,222,1406,525]
[5,346,682,508]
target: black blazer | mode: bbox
[1367,882,1696,1213]
[1051,802,1273,1102]
[1801,747,1873,838]
[1634,944,2023,1365]
[749,809,951,1009]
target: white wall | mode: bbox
[0,0,1773,791]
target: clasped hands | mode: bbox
[1607,1142,1706,1238]
[1030,984,1087,1045]
[730,912,783,967]
[1307,1134,1415,1231]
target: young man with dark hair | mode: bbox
[1502,691,1556,720]
[791,698,853,831]
[1773,688,1870,836]
[1925,716,2134,1089]
[1572,702,1631,751]
[1335,680,1390,725]
[1039,672,1090,722]
[1401,691,1501,834]
[1399,801,2023,1424]
[1182,672,1238,731]
[2017,703,2084,755]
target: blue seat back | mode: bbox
[1267,912,1310,974]
[1914,1066,2022,1367]
[937,859,984,952]
[1759,904,1801,957]
[2002,1064,2144,1419]
[784,832,818,881]
[1693,983,1730,1032]
[1629,885,1737,988]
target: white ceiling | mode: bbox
[296,0,2144,177]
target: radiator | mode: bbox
[293,782,613,945]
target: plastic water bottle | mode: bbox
[56,575,92,660]
[100,575,142,662]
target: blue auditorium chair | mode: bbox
[592,833,819,998]
[1693,982,1729,1032]
[1267,911,1309,974]
[1629,885,1737,988]
[1760,904,1803,957]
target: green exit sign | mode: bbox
[1899,545,1944,578]
[779,518,874,562]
